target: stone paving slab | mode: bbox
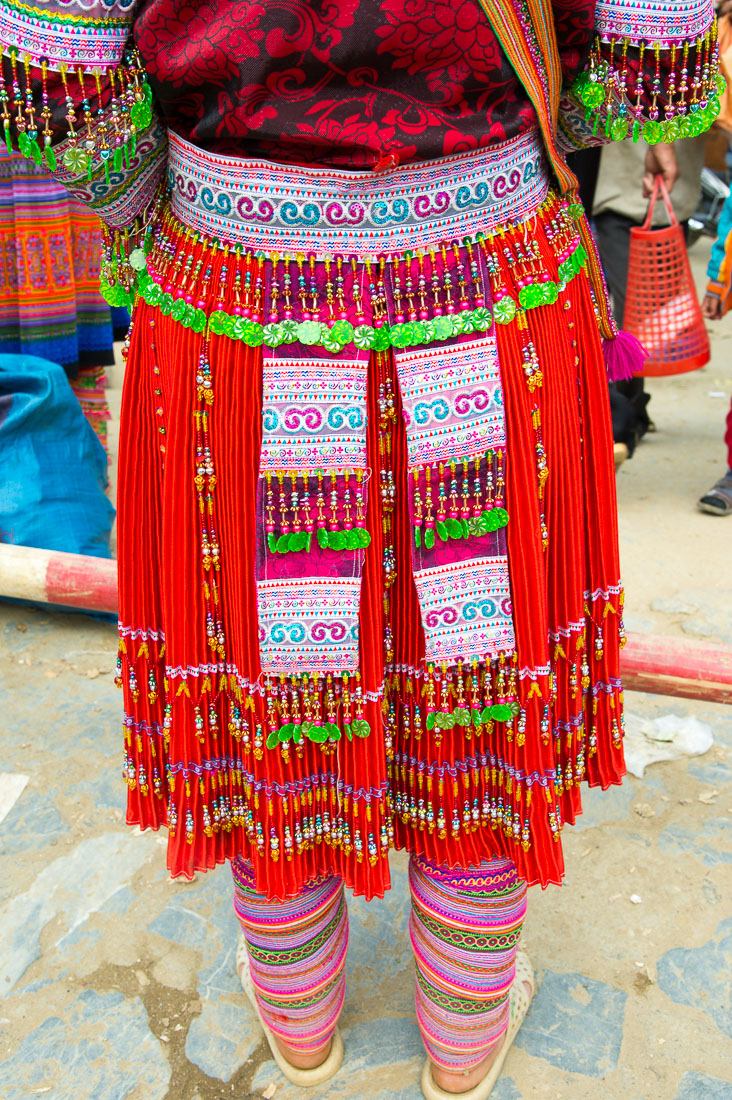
[2,603,732,1100]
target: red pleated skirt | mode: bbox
[118,202,624,900]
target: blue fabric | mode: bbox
[707,187,732,285]
[0,353,114,557]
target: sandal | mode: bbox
[698,472,732,516]
[236,934,344,1087]
[420,952,535,1100]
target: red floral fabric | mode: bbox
[134,0,595,168]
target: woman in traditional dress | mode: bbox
[0,150,128,452]
[0,2,719,1095]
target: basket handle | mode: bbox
[641,174,678,230]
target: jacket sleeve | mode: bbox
[0,1,167,302]
[557,0,720,153]
[706,187,732,295]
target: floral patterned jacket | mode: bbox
[0,1,718,249]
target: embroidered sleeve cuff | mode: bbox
[566,9,721,146]
[0,0,138,69]
[594,0,715,48]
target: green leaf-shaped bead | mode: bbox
[432,315,453,340]
[580,80,605,109]
[642,119,663,145]
[241,320,263,347]
[350,719,371,738]
[493,296,517,325]
[490,703,514,723]
[100,278,131,308]
[191,309,207,334]
[208,310,229,336]
[298,319,322,345]
[130,99,153,130]
[453,707,470,728]
[280,319,299,343]
[372,325,391,351]
[662,116,680,143]
[145,282,162,307]
[288,531,309,552]
[424,526,435,550]
[389,322,413,348]
[330,319,354,344]
[410,321,427,345]
[28,138,43,166]
[518,284,543,309]
[266,729,280,750]
[322,329,345,353]
[473,306,492,331]
[610,116,629,141]
[354,324,375,349]
[263,323,284,347]
[62,146,90,175]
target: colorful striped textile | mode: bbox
[232,858,348,1055]
[409,855,527,1072]
[69,366,112,457]
[0,150,120,376]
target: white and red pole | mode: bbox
[0,543,117,615]
[1,543,731,705]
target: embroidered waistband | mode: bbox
[167,129,550,257]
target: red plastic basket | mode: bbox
[624,176,710,376]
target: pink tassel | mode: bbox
[602,330,647,382]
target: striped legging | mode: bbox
[232,854,527,1070]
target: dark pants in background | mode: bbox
[592,209,683,441]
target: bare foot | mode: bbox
[428,978,532,1095]
[273,1034,332,1070]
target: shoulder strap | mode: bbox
[475,0,577,195]
[476,0,617,338]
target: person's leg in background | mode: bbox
[232,859,348,1069]
[698,395,732,515]
[410,856,530,1094]
[594,210,654,438]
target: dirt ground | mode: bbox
[0,239,731,1100]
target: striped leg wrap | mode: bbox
[409,855,527,1072]
[231,858,348,1055]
